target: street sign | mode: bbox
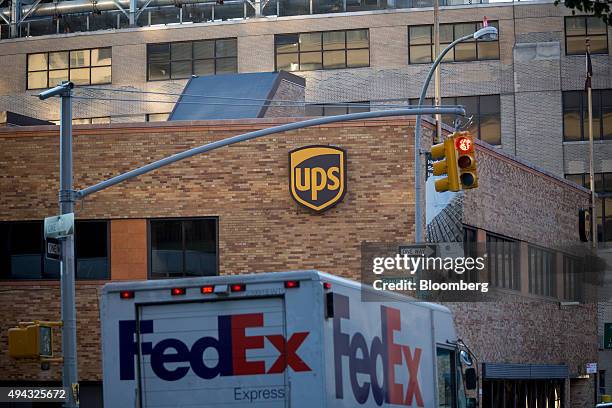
[605,323,612,349]
[426,152,434,180]
[45,238,62,261]
[44,213,74,239]
[586,362,598,374]
[399,244,437,258]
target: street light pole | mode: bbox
[39,81,79,408]
[413,25,498,243]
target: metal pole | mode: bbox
[77,107,465,199]
[60,86,79,408]
[414,33,473,243]
[433,0,442,143]
[39,82,79,408]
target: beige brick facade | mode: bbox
[0,118,597,406]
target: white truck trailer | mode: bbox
[100,270,477,407]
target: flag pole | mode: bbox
[586,38,597,249]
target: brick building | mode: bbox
[0,0,610,240]
[0,116,597,406]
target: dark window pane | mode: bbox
[91,48,112,67]
[346,29,368,49]
[171,61,191,79]
[194,59,215,76]
[149,63,170,80]
[277,53,299,71]
[323,50,346,69]
[184,219,216,276]
[194,41,214,59]
[591,35,608,54]
[409,26,431,45]
[480,95,501,145]
[410,45,432,63]
[325,105,348,116]
[587,16,607,35]
[216,39,237,57]
[439,24,453,43]
[151,220,184,277]
[300,52,323,70]
[347,49,368,67]
[566,17,586,36]
[171,42,192,61]
[216,57,237,74]
[478,41,499,60]
[454,23,476,42]
[566,36,585,54]
[276,34,299,53]
[564,111,581,141]
[348,101,370,113]
[323,31,345,50]
[148,43,170,63]
[10,222,42,279]
[75,221,108,279]
[299,32,322,52]
[454,42,477,61]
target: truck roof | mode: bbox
[102,270,452,314]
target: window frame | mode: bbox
[527,244,556,298]
[564,172,612,242]
[26,47,112,90]
[408,21,500,64]
[274,29,370,72]
[486,231,520,291]
[564,16,609,56]
[0,219,110,280]
[562,89,612,142]
[305,101,370,116]
[409,94,502,145]
[146,38,238,81]
[147,216,220,279]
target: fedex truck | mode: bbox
[100,270,478,407]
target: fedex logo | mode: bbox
[119,313,311,381]
[333,294,424,407]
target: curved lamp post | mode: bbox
[414,25,498,243]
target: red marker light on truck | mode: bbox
[230,284,246,292]
[120,290,134,299]
[323,282,332,290]
[201,285,214,294]
[284,280,300,288]
[171,287,186,296]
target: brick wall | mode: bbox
[0,118,597,407]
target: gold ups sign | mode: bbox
[289,145,346,212]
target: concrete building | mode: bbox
[0,0,609,242]
[0,116,598,406]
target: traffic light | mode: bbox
[8,321,58,360]
[430,137,460,192]
[454,132,478,190]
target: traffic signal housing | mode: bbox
[454,132,478,190]
[8,321,59,360]
[430,137,460,192]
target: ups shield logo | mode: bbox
[289,145,346,212]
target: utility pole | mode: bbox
[39,81,79,408]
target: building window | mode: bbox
[27,48,112,90]
[147,38,237,81]
[563,90,612,141]
[565,16,608,55]
[463,225,479,282]
[0,220,109,280]
[305,101,370,116]
[149,218,218,278]
[275,29,369,72]
[409,95,501,145]
[486,233,520,291]
[408,21,499,64]
[528,245,556,297]
[146,113,170,122]
[565,172,612,242]
[563,255,582,301]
